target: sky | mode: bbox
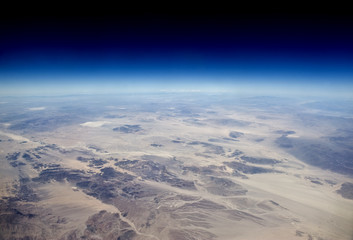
[0,13,352,97]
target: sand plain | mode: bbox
[0,94,352,239]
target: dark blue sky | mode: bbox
[1,13,352,97]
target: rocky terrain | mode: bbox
[0,94,353,239]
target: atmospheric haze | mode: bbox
[0,13,353,240]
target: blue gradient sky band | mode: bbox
[0,14,352,97]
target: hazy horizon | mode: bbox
[1,13,352,98]
[1,13,353,240]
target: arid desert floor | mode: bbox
[0,93,352,239]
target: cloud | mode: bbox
[28,107,46,111]
[80,121,110,127]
